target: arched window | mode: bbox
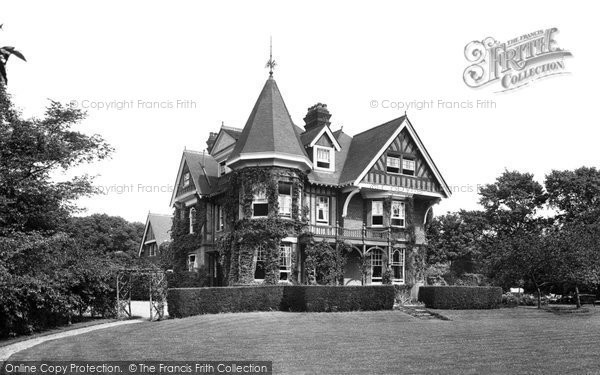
[189,207,196,234]
[370,248,384,283]
[391,249,405,282]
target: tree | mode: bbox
[545,167,600,307]
[65,214,145,257]
[425,210,488,277]
[0,88,113,235]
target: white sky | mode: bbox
[3,1,598,223]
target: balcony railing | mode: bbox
[306,224,408,242]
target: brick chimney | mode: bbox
[303,103,331,132]
[206,132,218,152]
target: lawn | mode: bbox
[8,307,600,374]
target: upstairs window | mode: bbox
[391,201,405,227]
[278,182,292,218]
[219,161,227,176]
[148,243,157,257]
[392,249,405,281]
[183,172,191,187]
[216,205,224,232]
[314,146,334,171]
[316,196,329,224]
[402,157,415,176]
[189,207,196,234]
[252,188,268,218]
[386,156,400,174]
[371,201,383,226]
[280,243,292,281]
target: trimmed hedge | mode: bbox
[418,286,502,309]
[167,285,395,317]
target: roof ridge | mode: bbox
[148,213,173,217]
[221,125,242,132]
[183,149,205,154]
[352,115,406,137]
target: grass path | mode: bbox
[8,308,600,374]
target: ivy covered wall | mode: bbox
[215,167,307,286]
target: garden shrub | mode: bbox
[167,285,395,317]
[418,286,502,309]
[393,284,414,305]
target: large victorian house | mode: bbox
[168,71,450,288]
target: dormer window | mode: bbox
[402,158,415,176]
[314,146,334,171]
[386,156,400,174]
[252,188,268,218]
[183,172,191,187]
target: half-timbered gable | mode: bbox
[361,127,443,196]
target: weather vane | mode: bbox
[265,36,276,77]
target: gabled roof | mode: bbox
[169,150,219,206]
[300,124,341,151]
[339,116,452,197]
[339,116,406,185]
[138,213,173,256]
[227,77,312,169]
[209,125,243,155]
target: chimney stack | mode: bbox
[206,132,218,152]
[303,103,331,132]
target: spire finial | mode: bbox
[265,36,276,77]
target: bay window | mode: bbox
[252,188,268,217]
[278,182,292,218]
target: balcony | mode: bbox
[305,224,408,243]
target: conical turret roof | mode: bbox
[227,77,311,170]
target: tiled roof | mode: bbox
[221,126,242,140]
[299,124,326,146]
[228,77,309,163]
[183,150,218,195]
[338,116,406,185]
[147,213,173,245]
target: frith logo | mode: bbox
[463,28,572,92]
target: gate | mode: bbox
[116,268,167,321]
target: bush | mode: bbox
[167,285,395,317]
[167,269,209,289]
[418,286,502,309]
[393,284,414,305]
